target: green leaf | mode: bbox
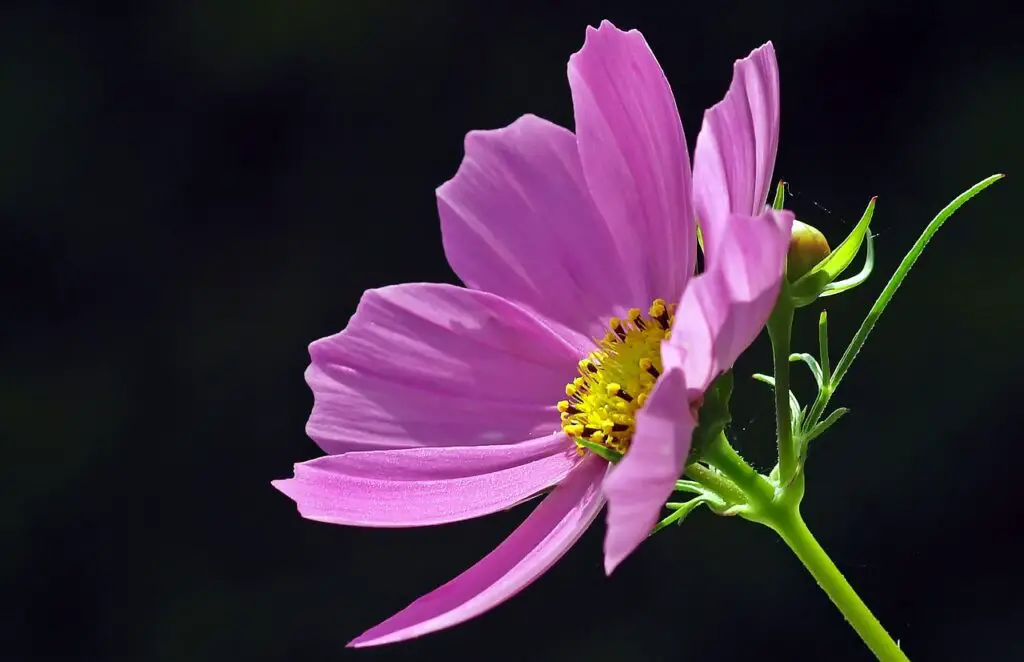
[650,497,708,535]
[789,352,823,390]
[790,197,876,306]
[674,479,705,496]
[818,310,832,386]
[803,173,1005,429]
[753,373,803,435]
[802,407,850,450]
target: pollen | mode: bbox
[558,299,676,456]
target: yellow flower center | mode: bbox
[558,299,676,455]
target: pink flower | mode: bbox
[274,20,793,647]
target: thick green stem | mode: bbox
[767,296,798,485]
[685,433,909,660]
[771,509,910,662]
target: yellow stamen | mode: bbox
[559,299,674,456]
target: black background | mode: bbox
[3,1,1022,660]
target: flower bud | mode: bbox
[787,220,831,281]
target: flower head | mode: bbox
[274,20,793,646]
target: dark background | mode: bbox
[2,1,1021,660]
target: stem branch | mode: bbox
[807,174,1003,427]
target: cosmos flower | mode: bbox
[274,20,793,647]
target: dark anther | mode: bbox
[616,388,633,402]
[613,323,626,341]
[645,364,660,378]
[655,311,670,329]
[611,423,630,432]
[585,362,598,373]
[582,426,598,438]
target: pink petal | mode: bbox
[439,114,637,341]
[272,434,579,527]
[601,346,695,573]
[671,210,794,393]
[306,284,579,454]
[349,456,607,647]
[692,42,781,264]
[600,208,791,572]
[567,20,697,306]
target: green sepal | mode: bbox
[820,229,874,298]
[688,371,734,461]
[772,179,787,210]
[575,439,623,464]
[790,197,876,307]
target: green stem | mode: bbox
[686,433,908,659]
[767,295,798,485]
[771,509,910,662]
[806,174,1003,428]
